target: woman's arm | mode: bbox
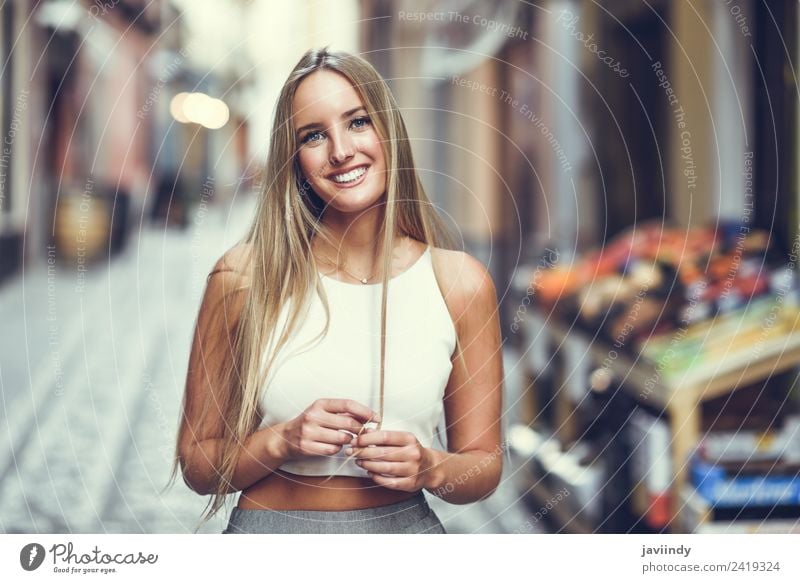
[350,250,504,504]
[181,425,289,495]
[177,246,290,495]
[422,250,504,503]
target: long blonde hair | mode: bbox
[171,47,462,526]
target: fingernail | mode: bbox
[344,447,354,455]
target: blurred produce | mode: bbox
[531,221,800,379]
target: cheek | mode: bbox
[364,136,385,167]
[298,149,325,176]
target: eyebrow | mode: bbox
[295,106,368,136]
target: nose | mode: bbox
[328,125,355,166]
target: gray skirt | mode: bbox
[222,492,446,534]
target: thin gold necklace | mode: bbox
[316,236,409,284]
[316,254,376,284]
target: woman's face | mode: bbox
[292,70,387,215]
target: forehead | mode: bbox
[292,70,365,128]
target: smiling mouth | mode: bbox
[329,165,368,185]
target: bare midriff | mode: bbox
[236,469,417,511]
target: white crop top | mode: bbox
[257,245,457,477]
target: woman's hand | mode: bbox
[279,399,380,462]
[345,429,436,492]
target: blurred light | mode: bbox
[589,368,613,393]
[35,0,85,31]
[169,92,190,123]
[203,99,230,130]
[507,423,542,457]
[182,92,214,125]
[169,92,230,129]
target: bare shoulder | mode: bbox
[201,243,252,319]
[211,242,253,279]
[429,246,498,320]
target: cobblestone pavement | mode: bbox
[0,195,537,534]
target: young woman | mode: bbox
[173,47,504,534]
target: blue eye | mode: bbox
[351,116,371,129]
[301,130,323,144]
[300,116,371,145]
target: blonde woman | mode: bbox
[173,47,504,534]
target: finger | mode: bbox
[344,445,409,461]
[309,427,355,447]
[367,472,414,492]
[308,410,367,434]
[352,429,413,448]
[305,441,343,456]
[357,460,416,476]
[320,399,380,423]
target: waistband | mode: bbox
[224,491,438,534]
[231,491,429,521]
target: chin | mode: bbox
[321,190,385,215]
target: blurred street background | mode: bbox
[2,0,800,534]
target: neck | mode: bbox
[321,204,385,257]
[313,205,405,279]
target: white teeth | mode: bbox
[331,167,366,183]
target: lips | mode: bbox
[328,165,369,187]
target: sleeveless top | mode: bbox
[256,245,457,477]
